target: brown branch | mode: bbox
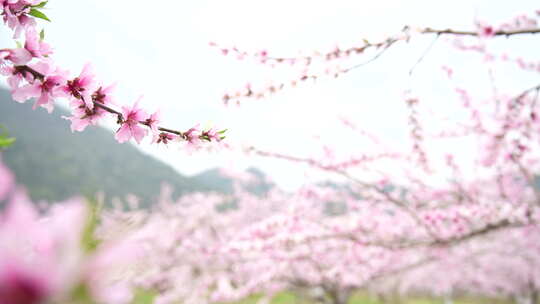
[345,27,540,75]
[223,26,540,104]
[341,40,397,73]
[516,83,540,100]
[92,101,120,116]
[346,219,527,250]
[13,65,222,142]
[421,27,540,37]
[222,27,539,67]
[222,27,540,67]
[14,65,45,80]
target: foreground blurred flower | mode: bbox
[0,158,139,303]
[0,192,86,304]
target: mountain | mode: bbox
[191,167,274,195]
[0,88,272,207]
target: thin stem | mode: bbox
[421,27,540,36]
[16,65,208,141]
[409,35,439,76]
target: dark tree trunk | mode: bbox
[531,289,538,304]
[327,288,351,304]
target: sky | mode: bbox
[1,0,539,189]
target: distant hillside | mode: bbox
[191,167,274,195]
[0,89,208,206]
[0,88,272,206]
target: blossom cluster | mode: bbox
[0,1,226,148]
[2,3,540,304]
[216,11,540,105]
[1,151,540,304]
[82,177,540,303]
[211,8,540,303]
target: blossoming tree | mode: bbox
[1,1,540,304]
[204,6,540,304]
[0,0,226,148]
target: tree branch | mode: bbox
[421,27,540,37]
[13,65,214,141]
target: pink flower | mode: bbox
[61,63,96,109]
[0,259,51,304]
[144,110,161,134]
[0,194,86,304]
[2,1,38,38]
[115,97,148,144]
[64,100,101,132]
[92,83,116,106]
[153,132,178,145]
[1,65,36,91]
[84,240,140,304]
[0,185,137,304]
[64,84,116,132]
[24,27,52,58]
[183,124,202,146]
[2,66,24,90]
[201,127,223,142]
[11,60,68,113]
[477,23,496,38]
[0,47,32,65]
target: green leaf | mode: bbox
[0,136,16,149]
[131,288,157,304]
[218,129,228,134]
[28,8,51,22]
[39,29,45,40]
[0,126,15,149]
[32,1,48,8]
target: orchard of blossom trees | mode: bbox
[1,1,540,304]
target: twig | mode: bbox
[421,27,540,36]
[409,35,439,76]
[13,65,211,141]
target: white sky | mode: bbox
[1,0,539,189]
